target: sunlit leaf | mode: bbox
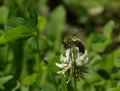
[0,6,9,24]
[20,85,29,91]
[0,36,7,46]
[117,81,120,86]
[107,86,120,91]
[3,26,34,42]
[103,20,114,38]
[37,16,47,32]
[40,61,48,70]
[22,73,37,85]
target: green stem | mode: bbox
[35,27,42,88]
[62,76,67,91]
[73,46,77,91]
[74,74,77,91]
[35,28,41,62]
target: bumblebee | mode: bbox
[63,36,85,54]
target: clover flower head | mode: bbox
[55,45,88,83]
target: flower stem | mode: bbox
[35,27,41,88]
[62,76,68,91]
[73,46,77,91]
[74,74,77,91]
[35,28,41,62]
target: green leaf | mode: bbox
[117,81,120,86]
[96,53,114,71]
[27,1,37,24]
[0,75,13,89]
[0,36,7,46]
[4,26,34,42]
[5,17,34,31]
[20,85,29,91]
[103,20,114,38]
[88,73,104,86]
[86,34,94,51]
[114,48,120,67]
[47,6,66,52]
[11,81,20,91]
[40,61,48,70]
[88,52,101,66]
[89,21,114,53]
[61,77,67,91]
[41,83,56,91]
[107,86,120,91]
[37,16,47,32]
[22,73,37,85]
[3,17,35,43]
[97,69,110,79]
[91,42,105,52]
[91,34,106,52]
[0,30,4,36]
[0,6,9,24]
[91,34,111,52]
[48,56,60,73]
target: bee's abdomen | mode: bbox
[73,40,85,54]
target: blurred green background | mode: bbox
[0,0,120,91]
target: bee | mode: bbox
[63,34,85,54]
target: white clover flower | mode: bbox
[55,48,72,75]
[55,46,88,83]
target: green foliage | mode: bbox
[11,81,20,91]
[87,20,114,52]
[41,83,56,91]
[37,16,47,32]
[22,73,37,85]
[103,20,114,38]
[48,56,60,73]
[114,48,120,67]
[0,6,9,24]
[107,86,120,91]
[4,26,34,42]
[0,75,13,89]
[0,0,120,91]
[47,6,66,52]
[0,17,35,46]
